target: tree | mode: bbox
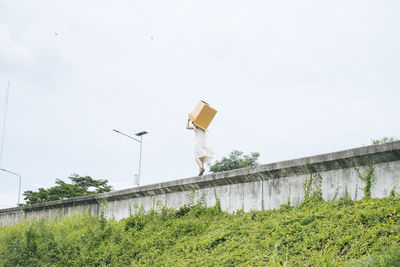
[209,150,260,173]
[23,174,112,205]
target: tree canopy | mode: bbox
[209,150,260,173]
[23,174,112,205]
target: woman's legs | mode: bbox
[196,157,206,175]
[195,158,203,169]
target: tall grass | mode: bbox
[1,196,400,266]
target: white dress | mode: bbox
[194,127,214,162]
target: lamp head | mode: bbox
[135,131,148,137]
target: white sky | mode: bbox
[0,0,399,209]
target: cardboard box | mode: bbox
[189,101,217,130]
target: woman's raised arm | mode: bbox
[186,116,194,130]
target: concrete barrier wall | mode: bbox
[1,141,400,226]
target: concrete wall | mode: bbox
[1,141,400,226]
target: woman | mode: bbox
[186,117,214,176]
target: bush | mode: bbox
[1,197,400,266]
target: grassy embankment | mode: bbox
[1,192,400,266]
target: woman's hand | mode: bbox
[186,116,194,130]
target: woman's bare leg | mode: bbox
[195,158,203,169]
[197,157,206,175]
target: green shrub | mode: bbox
[1,197,400,266]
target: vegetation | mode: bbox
[209,150,260,173]
[23,174,112,205]
[371,137,399,145]
[355,164,375,199]
[1,195,400,266]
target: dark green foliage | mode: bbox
[209,150,260,173]
[23,174,112,205]
[2,197,400,266]
[390,186,397,198]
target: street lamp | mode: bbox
[1,168,21,206]
[113,129,148,186]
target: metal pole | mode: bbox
[138,135,143,186]
[113,129,148,187]
[0,82,10,169]
[17,173,21,206]
[1,168,21,206]
[112,129,141,142]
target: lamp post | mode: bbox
[113,129,148,186]
[1,168,21,206]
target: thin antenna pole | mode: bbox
[0,81,10,169]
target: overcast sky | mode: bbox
[0,0,399,209]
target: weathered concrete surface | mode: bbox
[1,141,400,226]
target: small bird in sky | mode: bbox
[150,36,154,40]
[54,32,58,36]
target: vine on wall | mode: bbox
[303,165,323,202]
[354,164,375,199]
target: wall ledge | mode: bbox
[1,141,399,214]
